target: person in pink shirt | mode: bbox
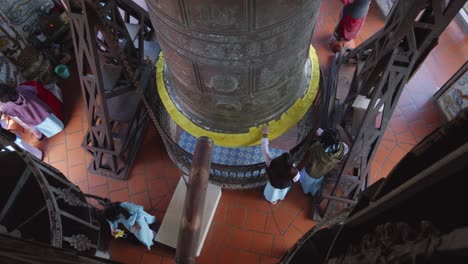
[0,82,63,140]
[329,0,372,53]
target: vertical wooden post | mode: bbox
[175,137,214,264]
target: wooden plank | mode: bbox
[155,176,221,257]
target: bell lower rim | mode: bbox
[155,45,320,147]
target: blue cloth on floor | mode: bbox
[178,131,284,166]
[299,168,324,196]
[107,202,156,250]
[263,181,291,203]
[35,113,64,138]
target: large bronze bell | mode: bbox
[147,0,321,133]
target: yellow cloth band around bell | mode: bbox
[155,45,320,147]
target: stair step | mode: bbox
[101,64,122,91]
[107,90,140,121]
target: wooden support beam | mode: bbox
[176,137,214,264]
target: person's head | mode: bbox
[267,152,298,180]
[320,128,340,149]
[102,202,130,221]
[0,83,18,103]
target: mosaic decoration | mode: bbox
[436,71,468,121]
[178,131,284,166]
[0,55,20,85]
[0,0,54,39]
[63,234,95,251]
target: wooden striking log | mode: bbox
[175,137,214,264]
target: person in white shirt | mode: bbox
[261,126,300,204]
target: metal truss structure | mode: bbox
[66,0,156,179]
[314,0,467,221]
[0,129,107,256]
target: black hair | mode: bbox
[320,128,340,149]
[0,83,18,103]
[102,202,130,221]
[268,153,298,181]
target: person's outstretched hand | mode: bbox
[262,126,269,135]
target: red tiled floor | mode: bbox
[196,243,218,264]
[264,214,281,236]
[148,177,169,200]
[108,178,129,192]
[17,0,463,263]
[398,142,415,152]
[282,226,303,249]
[153,195,171,212]
[272,206,296,234]
[68,164,88,183]
[292,210,317,234]
[146,161,166,182]
[212,203,227,224]
[381,159,398,177]
[65,131,82,150]
[238,251,261,264]
[129,158,147,175]
[161,257,175,264]
[88,173,108,188]
[387,145,408,163]
[108,240,144,264]
[250,232,273,255]
[409,120,433,141]
[271,236,288,258]
[399,104,422,123]
[395,131,417,145]
[47,131,66,146]
[226,206,247,228]
[208,224,232,247]
[64,114,83,134]
[50,160,68,176]
[260,255,280,264]
[75,181,89,193]
[373,143,391,164]
[128,173,149,195]
[109,188,130,202]
[230,228,254,250]
[140,253,162,264]
[130,192,152,212]
[67,148,85,166]
[48,143,67,163]
[215,247,239,264]
[89,184,109,200]
[389,116,410,134]
[245,210,268,232]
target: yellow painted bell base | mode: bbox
[155,46,320,147]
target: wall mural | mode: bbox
[0,0,54,40]
[436,70,468,121]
